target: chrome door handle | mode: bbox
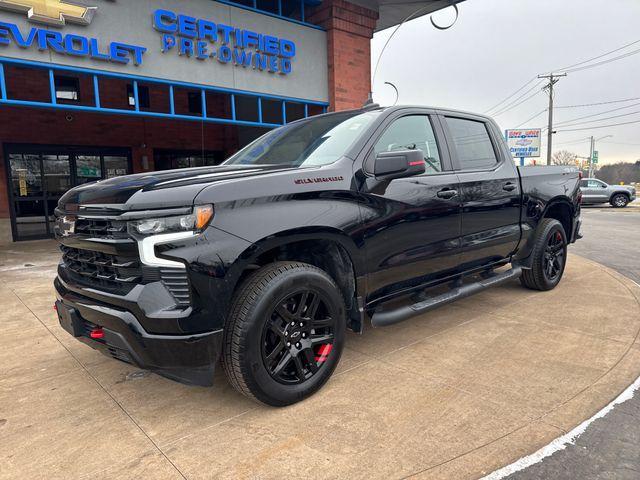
[437,188,457,199]
[503,183,517,192]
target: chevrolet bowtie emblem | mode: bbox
[0,0,97,27]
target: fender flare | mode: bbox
[515,196,575,268]
[236,227,364,273]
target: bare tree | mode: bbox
[551,150,578,166]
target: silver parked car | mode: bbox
[580,178,637,208]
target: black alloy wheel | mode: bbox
[261,290,336,385]
[222,261,346,406]
[520,218,567,291]
[543,229,565,282]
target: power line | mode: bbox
[514,109,547,128]
[558,118,640,132]
[510,98,640,133]
[492,83,545,116]
[564,47,640,73]
[552,109,640,129]
[483,77,538,114]
[547,37,640,73]
[600,140,640,146]
[556,97,640,109]
[553,137,592,146]
[489,37,640,124]
[553,101,640,127]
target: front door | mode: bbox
[440,115,522,269]
[5,146,131,241]
[357,113,462,303]
[580,179,608,203]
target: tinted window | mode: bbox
[446,117,497,170]
[580,180,589,188]
[587,180,604,188]
[374,115,442,173]
[224,111,380,167]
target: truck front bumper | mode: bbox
[54,277,223,386]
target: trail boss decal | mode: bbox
[294,176,344,185]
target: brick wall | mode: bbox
[309,0,378,111]
[0,105,240,219]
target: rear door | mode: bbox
[439,114,522,269]
[357,110,462,302]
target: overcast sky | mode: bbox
[371,0,640,165]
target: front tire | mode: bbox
[222,261,346,406]
[610,193,629,208]
[520,218,567,291]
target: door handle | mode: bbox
[436,188,458,199]
[503,182,517,192]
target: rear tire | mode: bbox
[520,218,567,291]
[610,193,629,208]
[222,261,346,407]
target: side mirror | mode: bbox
[374,149,426,180]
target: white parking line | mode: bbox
[482,375,640,480]
[482,277,640,480]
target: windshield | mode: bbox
[223,111,380,167]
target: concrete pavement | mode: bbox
[503,205,640,480]
[1,241,640,479]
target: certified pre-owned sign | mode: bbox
[0,0,96,26]
[505,129,542,158]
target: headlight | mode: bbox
[130,205,214,235]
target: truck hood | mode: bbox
[58,164,298,211]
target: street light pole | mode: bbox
[589,135,613,178]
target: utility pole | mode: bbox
[588,135,594,178]
[538,73,567,165]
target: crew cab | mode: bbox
[580,178,636,208]
[54,105,582,406]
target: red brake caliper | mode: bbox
[314,344,333,363]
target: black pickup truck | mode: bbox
[54,105,582,406]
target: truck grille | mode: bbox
[74,218,129,239]
[60,246,192,306]
[61,246,142,294]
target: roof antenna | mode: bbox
[365,1,460,107]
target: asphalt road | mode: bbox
[507,204,640,480]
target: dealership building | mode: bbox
[0,0,455,242]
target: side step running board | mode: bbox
[371,266,522,328]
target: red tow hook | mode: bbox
[90,327,105,340]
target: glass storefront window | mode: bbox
[43,155,71,195]
[76,156,102,184]
[104,156,129,179]
[10,154,42,197]
[6,147,131,240]
[154,150,224,170]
